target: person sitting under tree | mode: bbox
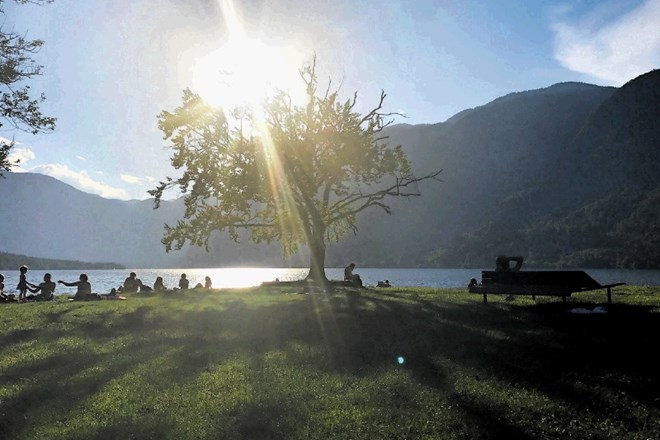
[344,263,363,287]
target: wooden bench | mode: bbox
[468,270,625,304]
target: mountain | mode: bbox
[0,173,288,268]
[0,173,177,267]
[325,70,659,268]
[0,69,658,269]
[0,251,124,270]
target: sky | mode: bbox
[3,0,659,200]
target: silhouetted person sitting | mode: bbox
[0,273,15,302]
[27,273,56,301]
[153,276,166,291]
[59,273,96,300]
[495,256,524,272]
[178,273,189,290]
[123,272,143,293]
[344,263,363,287]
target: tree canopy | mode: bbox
[0,0,56,174]
[151,59,441,281]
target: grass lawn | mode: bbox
[0,285,658,439]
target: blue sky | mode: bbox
[4,0,659,200]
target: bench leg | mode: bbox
[483,293,487,304]
[562,296,566,303]
[607,287,612,304]
[532,295,536,301]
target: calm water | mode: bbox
[2,267,659,295]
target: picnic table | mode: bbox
[468,256,625,304]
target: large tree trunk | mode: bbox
[306,232,328,283]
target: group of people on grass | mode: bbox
[1,265,58,303]
[118,271,212,293]
[0,265,213,302]
[1,263,390,302]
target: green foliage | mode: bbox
[0,285,658,439]
[151,58,441,277]
[0,0,56,174]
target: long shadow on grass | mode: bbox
[354,294,660,438]
[0,306,182,439]
[1,291,658,439]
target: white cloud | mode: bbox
[32,163,129,199]
[120,173,144,185]
[6,147,140,199]
[120,174,157,185]
[552,0,660,85]
[7,147,36,172]
[76,155,87,161]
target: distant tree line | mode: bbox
[0,252,125,270]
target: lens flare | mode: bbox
[397,356,405,365]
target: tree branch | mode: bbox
[328,170,442,224]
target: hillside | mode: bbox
[0,173,288,268]
[0,251,124,270]
[0,69,658,269]
[326,70,659,268]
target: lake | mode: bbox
[2,267,660,295]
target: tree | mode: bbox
[0,0,56,174]
[150,59,441,282]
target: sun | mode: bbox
[190,37,306,117]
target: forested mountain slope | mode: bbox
[327,70,659,268]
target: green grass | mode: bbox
[1,285,659,439]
